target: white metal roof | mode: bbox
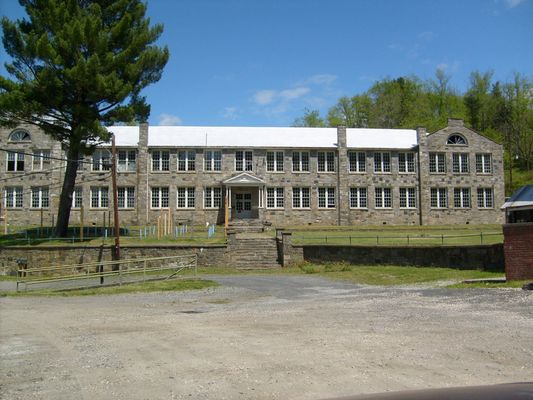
[103,125,418,149]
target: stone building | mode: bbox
[0,118,504,228]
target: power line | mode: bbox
[0,164,65,182]
[0,147,109,166]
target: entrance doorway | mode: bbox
[235,192,252,218]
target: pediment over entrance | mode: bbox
[223,172,265,186]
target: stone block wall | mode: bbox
[503,222,533,280]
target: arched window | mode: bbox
[446,134,467,145]
[8,129,31,142]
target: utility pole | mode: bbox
[111,134,120,262]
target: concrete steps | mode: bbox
[228,220,265,233]
[230,237,281,269]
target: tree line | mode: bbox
[293,70,533,174]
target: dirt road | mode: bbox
[1,275,532,399]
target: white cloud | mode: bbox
[436,60,461,73]
[253,90,277,105]
[307,74,338,85]
[157,113,182,125]
[280,87,310,100]
[222,106,239,120]
[505,0,526,7]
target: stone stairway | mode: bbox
[230,235,281,269]
[228,219,265,233]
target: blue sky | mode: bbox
[1,0,532,127]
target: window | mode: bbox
[475,154,492,174]
[151,150,170,171]
[349,152,366,173]
[292,151,309,172]
[317,151,335,172]
[204,187,222,208]
[350,187,367,208]
[91,187,109,208]
[477,188,493,208]
[32,150,51,171]
[292,187,310,208]
[318,187,335,208]
[398,152,415,173]
[7,152,25,171]
[429,153,446,173]
[399,187,416,208]
[267,187,284,209]
[118,150,136,172]
[177,187,195,208]
[374,152,391,173]
[8,130,31,142]
[235,151,253,171]
[430,188,447,208]
[267,151,284,172]
[30,187,49,208]
[92,150,111,171]
[72,187,83,208]
[117,187,135,208]
[452,153,469,173]
[375,188,392,208]
[454,188,470,208]
[447,134,467,145]
[204,150,222,171]
[4,187,23,208]
[178,150,195,171]
[151,187,169,208]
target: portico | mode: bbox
[223,172,265,220]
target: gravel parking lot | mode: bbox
[1,275,532,400]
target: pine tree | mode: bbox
[0,0,169,236]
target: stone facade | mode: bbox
[0,119,504,227]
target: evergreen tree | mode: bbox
[0,0,169,236]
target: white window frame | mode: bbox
[348,151,366,173]
[235,150,253,171]
[452,153,469,173]
[178,150,196,171]
[266,187,284,209]
[399,187,417,208]
[177,187,195,209]
[204,150,222,172]
[317,151,335,172]
[375,187,392,208]
[151,150,170,172]
[430,188,447,208]
[398,152,415,173]
[429,153,446,173]
[204,187,222,208]
[373,152,391,173]
[266,151,284,172]
[72,187,83,208]
[318,187,336,208]
[151,187,169,209]
[6,151,25,172]
[477,188,493,208]
[292,187,310,209]
[4,187,23,208]
[90,187,109,208]
[292,151,309,172]
[92,149,111,171]
[32,150,51,171]
[475,153,492,174]
[31,187,49,209]
[350,187,367,209]
[453,188,471,208]
[117,186,135,209]
[118,149,137,172]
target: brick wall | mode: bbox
[503,222,533,280]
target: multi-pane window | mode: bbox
[90,187,109,208]
[7,151,25,171]
[151,150,170,171]
[32,150,51,171]
[292,151,309,172]
[292,187,310,208]
[454,188,471,208]
[266,151,284,172]
[118,150,136,172]
[177,187,195,208]
[31,187,49,208]
[349,187,367,208]
[4,187,23,208]
[117,187,135,208]
[266,187,284,208]
[475,154,492,174]
[204,187,222,208]
[178,150,196,171]
[398,152,415,173]
[447,134,467,145]
[399,187,417,208]
[92,150,111,171]
[317,151,335,172]
[374,152,391,173]
[204,150,222,171]
[430,188,447,208]
[318,187,336,208]
[429,153,446,173]
[477,188,493,208]
[349,152,366,173]
[151,187,169,208]
[235,151,253,171]
[375,188,392,208]
[72,187,83,208]
[8,130,31,142]
[452,153,469,173]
